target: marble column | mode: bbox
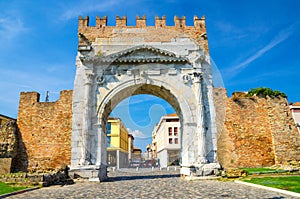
[79,72,93,165]
[95,123,107,165]
[95,123,108,181]
[193,72,207,164]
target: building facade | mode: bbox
[132,147,142,162]
[152,114,180,168]
[128,134,134,161]
[290,102,300,133]
[106,118,129,168]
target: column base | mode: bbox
[69,164,108,182]
[98,164,108,181]
[180,163,221,178]
[180,165,196,176]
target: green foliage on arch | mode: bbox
[246,87,287,98]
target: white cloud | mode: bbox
[225,22,299,79]
[0,64,74,117]
[214,22,241,34]
[127,128,147,138]
[114,94,165,109]
[0,16,27,41]
[226,70,292,87]
[60,0,122,21]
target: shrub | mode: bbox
[246,87,287,98]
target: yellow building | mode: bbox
[106,117,129,168]
[132,147,142,162]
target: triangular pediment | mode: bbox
[101,45,187,63]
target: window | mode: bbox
[169,138,173,144]
[175,138,178,144]
[106,123,111,135]
[166,119,179,122]
[174,127,178,136]
[168,127,172,136]
[107,136,111,147]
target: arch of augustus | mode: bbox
[70,15,220,181]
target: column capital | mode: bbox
[85,72,95,85]
[192,72,202,84]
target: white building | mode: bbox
[290,102,300,133]
[152,114,180,168]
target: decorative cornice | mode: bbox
[81,45,188,64]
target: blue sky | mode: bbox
[0,0,299,150]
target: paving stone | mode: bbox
[7,169,298,199]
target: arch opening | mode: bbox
[98,83,184,133]
[98,83,186,168]
[108,93,182,168]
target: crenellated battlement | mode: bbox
[136,15,146,28]
[78,15,206,28]
[96,16,107,28]
[193,16,206,28]
[116,16,127,27]
[155,16,166,27]
[78,15,209,53]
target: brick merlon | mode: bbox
[78,15,206,28]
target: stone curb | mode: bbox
[0,187,40,199]
[184,176,221,181]
[235,180,300,198]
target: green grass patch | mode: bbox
[0,182,27,195]
[242,176,300,193]
[240,168,278,174]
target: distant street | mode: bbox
[8,168,298,199]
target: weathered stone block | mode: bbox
[0,158,12,175]
[225,168,247,178]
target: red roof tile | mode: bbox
[166,113,178,117]
[292,102,300,106]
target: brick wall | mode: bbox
[0,119,18,174]
[16,90,73,172]
[0,119,17,158]
[214,88,300,168]
[14,87,300,171]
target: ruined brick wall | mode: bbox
[17,90,73,172]
[0,119,18,174]
[269,96,300,164]
[78,15,209,53]
[0,119,18,158]
[214,88,300,168]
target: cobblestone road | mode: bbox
[7,168,299,199]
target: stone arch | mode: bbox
[97,79,196,133]
[71,15,222,181]
[71,44,218,180]
[95,78,199,176]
